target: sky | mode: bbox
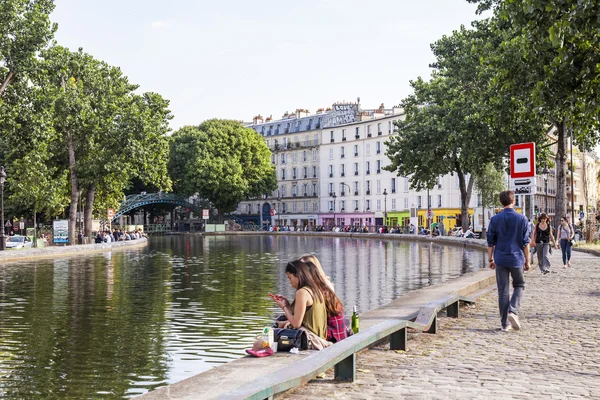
[50,0,483,131]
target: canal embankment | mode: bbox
[138,234,494,400]
[0,237,148,263]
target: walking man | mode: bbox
[487,190,531,331]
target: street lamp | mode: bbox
[383,188,388,228]
[542,166,549,213]
[0,166,6,251]
[331,192,337,229]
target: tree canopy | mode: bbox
[169,120,277,216]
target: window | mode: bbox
[366,199,371,210]
[281,168,286,180]
[312,149,317,161]
[312,183,318,196]
[312,166,317,178]
[404,178,409,192]
[329,148,334,160]
[329,200,334,211]
[292,152,297,163]
[376,141,381,154]
[376,160,381,173]
[437,177,442,189]
[280,185,286,197]
[376,199,381,211]
[354,145,359,156]
[354,200,359,211]
[303,166,308,178]
[342,129,346,141]
[304,201,308,212]
[354,163,359,175]
[418,196,422,208]
[329,183,334,194]
[340,200,346,211]
[293,202,297,212]
[366,161,370,174]
[354,181,359,194]
[366,180,371,194]
[388,121,392,133]
[281,153,286,164]
[377,123,382,135]
[303,151,307,162]
[391,198,396,210]
[438,195,442,208]
[282,202,287,213]
[391,178,396,193]
[303,184,308,196]
[313,202,318,212]
[366,143,371,156]
[341,164,346,176]
[376,180,381,194]
[271,154,275,164]
[330,130,334,143]
[340,147,345,158]
[367,125,372,137]
[404,198,409,209]
[247,204,251,213]
[292,185,297,196]
[292,167,297,179]
[329,165,334,177]
[355,127,360,138]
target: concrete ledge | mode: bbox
[572,247,600,257]
[0,237,148,263]
[204,231,488,251]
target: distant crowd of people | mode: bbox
[95,229,146,243]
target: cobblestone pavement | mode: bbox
[282,250,600,400]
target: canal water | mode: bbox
[0,235,485,398]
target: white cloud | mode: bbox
[151,20,173,29]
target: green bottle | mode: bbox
[351,305,359,334]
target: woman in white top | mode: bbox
[555,216,574,268]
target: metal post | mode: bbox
[570,129,575,224]
[544,178,548,213]
[0,166,5,251]
[332,193,336,228]
[426,187,431,229]
[383,188,388,229]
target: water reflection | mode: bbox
[0,235,484,398]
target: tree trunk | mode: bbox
[0,71,15,97]
[554,119,568,230]
[66,130,79,245]
[456,163,475,231]
[84,183,96,241]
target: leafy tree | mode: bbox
[386,24,545,229]
[0,0,56,96]
[169,120,277,218]
[468,0,600,229]
[474,162,506,236]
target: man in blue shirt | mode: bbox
[487,190,531,331]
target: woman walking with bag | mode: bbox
[556,216,575,268]
[531,213,556,274]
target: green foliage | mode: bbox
[169,120,277,214]
[0,0,57,95]
[474,162,506,209]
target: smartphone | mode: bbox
[268,293,277,299]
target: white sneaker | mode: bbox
[501,325,513,332]
[508,313,521,331]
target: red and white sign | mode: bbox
[510,142,536,179]
[107,208,114,219]
[202,209,210,220]
[270,209,276,216]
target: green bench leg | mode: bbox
[390,327,407,351]
[425,315,437,334]
[334,353,356,382]
[447,301,459,318]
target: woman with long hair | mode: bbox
[299,254,334,291]
[271,260,344,340]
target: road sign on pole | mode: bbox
[202,209,210,220]
[270,209,276,216]
[510,142,536,179]
[107,208,114,219]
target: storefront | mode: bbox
[319,212,374,228]
[272,214,318,229]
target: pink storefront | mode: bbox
[319,212,375,228]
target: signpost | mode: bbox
[270,209,276,216]
[510,142,537,215]
[107,208,114,231]
[202,209,210,220]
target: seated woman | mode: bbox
[272,259,345,344]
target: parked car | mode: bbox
[5,236,33,249]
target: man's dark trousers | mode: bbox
[496,264,525,329]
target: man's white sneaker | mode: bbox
[501,326,513,332]
[508,313,521,331]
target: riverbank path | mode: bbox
[282,249,600,399]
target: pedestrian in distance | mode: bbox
[531,213,556,274]
[556,216,575,268]
[487,190,531,332]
